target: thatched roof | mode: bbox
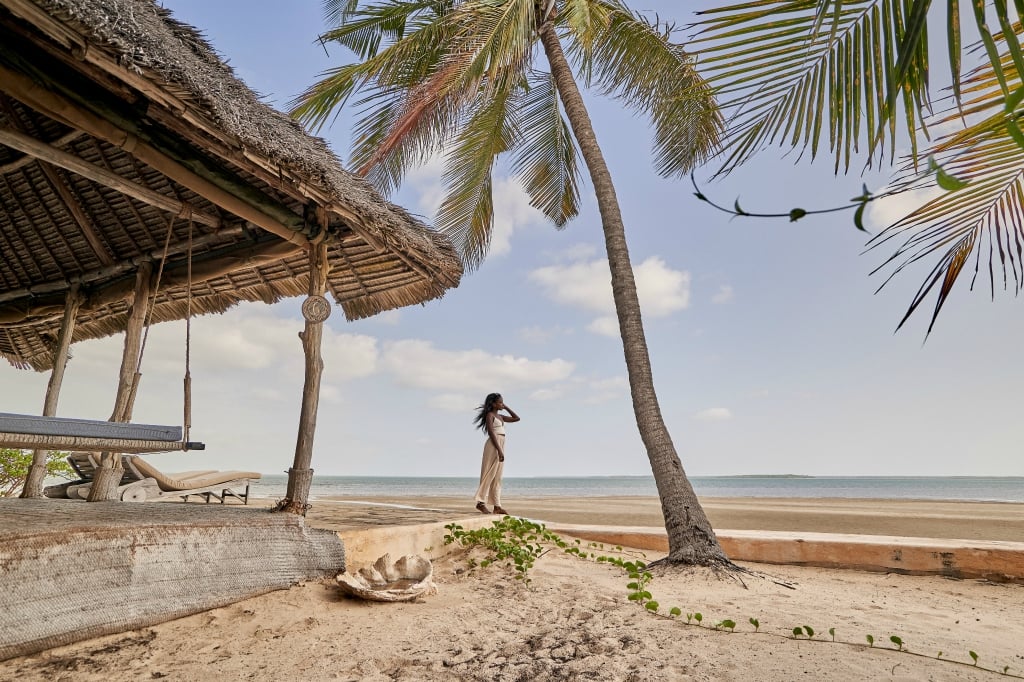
[0,0,462,371]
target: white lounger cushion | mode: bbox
[129,457,261,492]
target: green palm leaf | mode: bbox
[509,72,582,229]
[437,85,520,268]
[293,0,723,271]
[871,44,1024,331]
[569,2,722,175]
[690,0,931,174]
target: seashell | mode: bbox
[337,553,435,602]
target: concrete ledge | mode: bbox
[544,524,1024,584]
[338,516,496,570]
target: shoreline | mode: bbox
[302,495,1024,542]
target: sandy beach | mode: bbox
[3,496,1022,681]
[307,495,1024,542]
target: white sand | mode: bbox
[4,541,1021,681]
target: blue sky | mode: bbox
[2,0,1022,478]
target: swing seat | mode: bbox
[0,412,204,453]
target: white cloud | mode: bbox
[694,407,733,421]
[560,243,599,262]
[530,259,613,313]
[490,176,546,257]
[530,256,691,334]
[379,340,575,395]
[582,376,628,404]
[590,376,628,392]
[321,331,378,382]
[587,316,619,337]
[370,310,402,326]
[518,325,574,344]
[428,393,478,412]
[529,387,563,401]
[864,187,943,231]
[406,156,446,218]
[711,285,734,304]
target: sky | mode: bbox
[2,1,1022,478]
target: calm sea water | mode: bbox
[250,475,1024,503]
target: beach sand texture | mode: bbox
[3,496,1022,681]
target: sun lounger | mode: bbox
[45,453,260,504]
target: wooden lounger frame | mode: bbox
[46,453,253,504]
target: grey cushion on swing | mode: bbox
[0,413,182,442]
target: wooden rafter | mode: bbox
[0,93,115,265]
[0,59,311,247]
[0,235,300,324]
[0,225,244,306]
[0,128,83,173]
[0,126,222,229]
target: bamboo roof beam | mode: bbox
[0,128,83,174]
[0,127,222,229]
[0,60,309,247]
[0,225,245,306]
[0,94,115,265]
[0,236,300,325]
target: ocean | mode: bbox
[249,475,1024,503]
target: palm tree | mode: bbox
[292,0,732,566]
[689,0,1024,331]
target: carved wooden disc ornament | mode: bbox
[301,295,332,323]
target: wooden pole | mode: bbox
[87,263,152,502]
[19,285,81,498]
[280,239,331,514]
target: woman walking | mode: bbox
[473,393,520,515]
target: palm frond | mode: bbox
[290,7,454,132]
[323,0,360,27]
[559,0,617,83]
[567,3,722,176]
[437,86,519,269]
[509,72,582,228]
[870,47,1024,331]
[350,0,536,188]
[690,0,931,174]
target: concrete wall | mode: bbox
[545,524,1024,583]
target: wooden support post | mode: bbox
[87,263,151,502]
[280,239,331,515]
[19,285,81,498]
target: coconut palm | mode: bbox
[292,0,732,566]
[690,0,1024,331]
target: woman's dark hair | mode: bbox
[474,393,502,432]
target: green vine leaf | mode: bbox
[928,156,968,191]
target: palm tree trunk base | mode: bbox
[647,553,744,574]
[273,498,309,515]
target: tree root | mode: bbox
[272,498,311,515]
[647,556,796,590]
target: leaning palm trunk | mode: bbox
[538,22,729,566]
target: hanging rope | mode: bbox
[130,212,195,444]
[183,217,193,443]
[127,214,177,414]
